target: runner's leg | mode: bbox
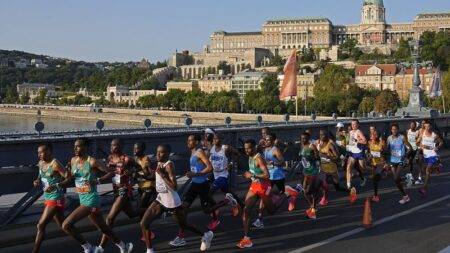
[33,205,58,253]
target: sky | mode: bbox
[0,0,449,63]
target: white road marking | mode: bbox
[289,194,450,253]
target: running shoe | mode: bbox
[82,244,93,253]
[349,187,357,204]
[406,173,413,188]
[360,177,367,187]
[236,237,253,248]
[285,185,299,198]
[415,177,423,185]
[225,193,240,216]
[206,219,221,231]
[251,218,264,229]
[319,196,328,206]
[288,196,297,211]
[200,231,214,251]
[305,207,317,219]
[419,188,427,198]
[371,195,380,202]
[146,249,156,253]
[119,242,133,253]
[93,246,104,253]
[399,195,410,205]
[169,236,187,247]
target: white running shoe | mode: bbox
[119,242,133,253]
[406,173,413,188]
[93,246,104,253]
[225,193,238,206]
[251,218,264,229]
[169,236,187,247]
[399,195,411,205]
[200,231,214,251]
[415,178,423,185]
[146,249,156,253]
[82,244,93,253]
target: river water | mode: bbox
[0,114,135,133]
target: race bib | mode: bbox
[112,174,122,185]
[156,182,168,193]
[190,166,197,173]
[423,149,437,158]
[320,157,331,163]
[41,178,50,188]
[347,145,361,153]
[391,150,402,157]
[336,140,343,146]
[75,179,91,194]
[371,151,381,158]
[301,158,311,168]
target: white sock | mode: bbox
[116,241,125,249]
[146,248,154,253]
[81,243,91,250]
[347,182,351,189]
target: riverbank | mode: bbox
[0,104,334,128]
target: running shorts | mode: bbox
[424,156,439,166]
[249,180,271,198]
[44,198,65,211]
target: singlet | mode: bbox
[71,156,99,208]
[263,146,285,181]
[155,160,182,209]
[108,154,132,191]
[347,130,363,154]
[39,159,64,201]
[387,135,406,163]
[421,132,437,158]
[318,141,337,164]
[209,145,229,179]
[407,129,418,151]
[300,145,319,176]
[248,153,265,182]
[369,140,384,166]
[190,149,208,184]
[135,156,155,189]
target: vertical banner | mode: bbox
[279,49,298,100]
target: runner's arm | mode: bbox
[157,161,177,191]
[435,134,444,151]
[272,147,285,166]
[53,159,71,189]
[255,155,270,180]
[91,158,114,184]
[196,149,213,175]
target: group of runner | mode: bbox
[32,119,444,252]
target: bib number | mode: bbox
[75,180,91,194]
[371,151,381,158]
[112,174,122,185]
[320,157,331,163]
[301,158,311,168]
[156,182,168,193]
[391,150,402,158]
[41,178,50,189]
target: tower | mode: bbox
[361,0,386,24]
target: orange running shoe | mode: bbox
[288,196,297,212]
[305,207,317,219]
[319,196,328,206]
[285,185,299,198]
[349,187,357,204]
[236,237,253,248]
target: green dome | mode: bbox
[364,0,384,6]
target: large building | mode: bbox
[231,70,267,102]
[104,85,166,106]
[16,83,57,102]
[171,0,450,73]
[355,64,437,101]
[198,74,233,93]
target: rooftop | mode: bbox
[213,31,262,36]
[265,17,331,24]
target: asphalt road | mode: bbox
[2,158,450,253]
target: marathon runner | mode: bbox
[62,139,133,253]
[406,121,419,187]
[236,139,287,249]
[299,131,322,219]
[140,144,213,253]
[335,122,349,169]
[387,123,413,204]
[97,139,138,252]
[32,143,68,253]
[317,130,348,206]
[415,120,427,185]
[368,130,386,202]
[417,120,444,197]
[169,134,217,247]
[345,119,367,202]
[209,132,244,217]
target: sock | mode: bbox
[81,243,91,251]
[146,248,154,253]
[347,182,351,189]
[177,230,185,238]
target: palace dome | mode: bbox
[364,0,384,7]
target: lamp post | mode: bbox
[395,39,438,117]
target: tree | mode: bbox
[420,31,450,71]
[4,86,18,103]
[141,77,159,90]
[374,89,400,114]
[393,37,411,61]
[217,61,231,75]
[35,88,47,104]
[358,96,375,113]
[19,91,30,104]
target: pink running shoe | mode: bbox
[319,196,328,206]
[288,196,297,212]
[206,219,221,231]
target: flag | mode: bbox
[279,49,298,100]
[429,67,442,98]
